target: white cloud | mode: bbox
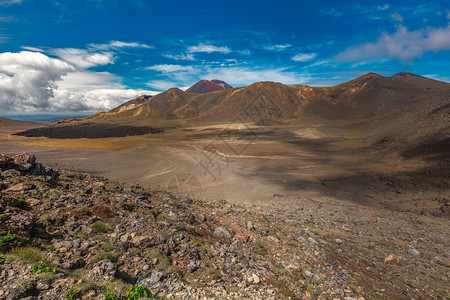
[21,46,44,52]
[390,12,403,22]
[146,64,194,73]
[335,24,450,62]
[292,53,317,62]
[187,43,231,53]
[51,88,158,112]
[84,52,114,66]
[0,0,22,6]
[162,53,195,61]
[0,51,74,112]
[51,48,115,69]
[146,61,312,89]
[146,80,178,90]
[204,66,310,86]
[239,49,252,55]
[0,51,158,113]
[89,40,154,50]
[264,44,292,51]
[56,71,122,90]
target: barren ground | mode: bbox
[0,122,448,216]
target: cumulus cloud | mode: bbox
[335,24,450,62]
[292,53,317,62]
[264,44,292,51]
[0,51,74,112]
[51,88,158,112]
[187,43,231,53]
[0,51,158,113]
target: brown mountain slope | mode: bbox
[109,95,153,113]
[185,79,233,93]
[90,73,448,124]
[0,117,43,128]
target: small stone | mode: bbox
[247,221,254,230]
[252,273,260,284]
[26,198,41,206]
[407,247,420,257]
[36,282,49,291]
[61,258,85,270]
[384,254,399,265]
[430,256,444,265]
[235,234,251,242]
[168,211,178,221]
[267,236,279,243]
[214,227,232,238]
[120,233,130,243]
[308,237,317,244]
[150,270,164,283]
[143,265,150,271]
[335,239,343,244]
[6,183,25,192]
[187,262,199,273]
[304,270,313,277]
[196,214,206,222]
[286,264,300,271]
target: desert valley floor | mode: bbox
[1,120,448,214]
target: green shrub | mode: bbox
[64,283,80,300]
[102,281,119,300]
[126,286,155,300]
[31,260,55,274]
[90,251,120,264]
[101,242,115,251]
[0,254,6,263]
[0,231,16,243]
[39,214,51,223]
[90,221,112,233]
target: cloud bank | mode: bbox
[335,25,450,62]
[0,50,157,113]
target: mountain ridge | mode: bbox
[186,79,233,94]
[87,72,448,124]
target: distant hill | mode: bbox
[186,79,233,93]
[85,73,448,124]
[109,95,153,113]
[0,117,43,128]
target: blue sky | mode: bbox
[0,0,449,113]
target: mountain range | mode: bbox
[75,73,448,128]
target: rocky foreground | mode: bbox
[0,154,448,300]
